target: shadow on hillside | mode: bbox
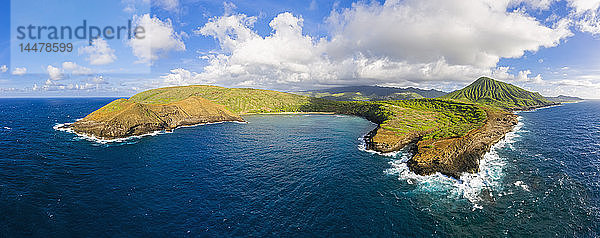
[298,97,389,124]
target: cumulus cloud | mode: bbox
[89,75,108,84]
[129,14,186,64]
[511,0,556,10]
[35,71,109,91]
[79,38,117,65]
[12,67,27,75]
[0,65,7,73]
[47,65,64,81]
[188,1,571,90]
[62,62,93,75]
[567,0,600,13]
[325,0,571,68]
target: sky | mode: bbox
[1,0,600,98]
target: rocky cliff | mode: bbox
[69,96,243,140]
[407,109,517,178]
[365,108,518,178]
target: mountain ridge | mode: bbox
[64,77,553,178]
[545,95,584,103]
[440,77,556,110]
[297,85,447,101]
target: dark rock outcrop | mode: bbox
[364,108,518,178]
[407,109,518,178]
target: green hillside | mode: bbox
[129,85,314,114]
[297,85,446,101]
[440,77,555,109]
[123,85,486,142]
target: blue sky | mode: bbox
[1,0,600,98]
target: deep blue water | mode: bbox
[0,98,599,237]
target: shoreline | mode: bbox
[364,107,518,179]
[243,112,337,115]
[58,120,247,144]
[362,104,557,178]
[58,100,549,178]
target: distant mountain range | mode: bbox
[296,85,447,101]
[440,77,556,110]
[296,79,573,110]
[545,95,584,103]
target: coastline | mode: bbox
[58,104,532,177]
[242,112,337,115]
[363,104,556,178]
[57,120,247,144]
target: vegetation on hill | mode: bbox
[79,85,485,143]
[70,76,551,178]
[545,95,583,103]
[71,96,243,139]
[302,98,486,141]
[440,77,555,110]
[129,85,313,113]
[297,85,446,101]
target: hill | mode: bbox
[297,85,447,101]
[71,85,485,145]
[65,79,525,178]
[440,77,556,110]
[129,85,314,114]
[70,96,244,139]
[545,95,583,103]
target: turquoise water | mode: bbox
[0,98,598,236]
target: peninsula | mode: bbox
[65,77,556,178]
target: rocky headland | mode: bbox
[63,77,556,179]
[69,96,243,140]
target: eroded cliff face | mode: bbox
[365,126,424,153]
[70,96,244,140]
[408,109,517,178]
[365,109,518,178]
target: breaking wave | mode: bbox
[54,120,247,145]
[363,116,524,209]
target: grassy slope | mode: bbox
[123,85,485,141]
[441,77,554,109]
[298,85,447,100]
[299,91,424,101]
[129,85,314,114]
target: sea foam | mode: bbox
[54,120,247,145]
[364,116,524,209]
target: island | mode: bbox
[62,77,557,178]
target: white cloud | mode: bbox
[89,75,108,84]
[567,0,600,14]
[189,1,571,90]
[35,73,109,92]
[129,14,186,64]
[12,67,27,75]
[62,62,93,75]
[47,65,64,81]
[159,68,214,87]
[155,0,179,12]
[511,0,556,10]
[490,66,544,84]
[79,38,117,65]
[325,0,571,68]
[0,65,7,73]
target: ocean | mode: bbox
[0,98,599,237]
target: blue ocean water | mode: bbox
[0,98,599,237]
